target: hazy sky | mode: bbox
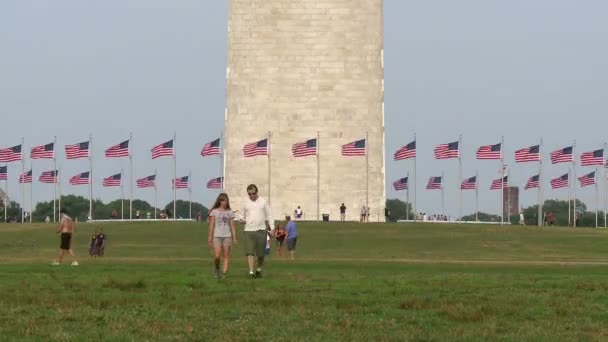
[1,1,607,216]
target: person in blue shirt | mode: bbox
[284,215,298,261]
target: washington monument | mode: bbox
[223,0,385,221]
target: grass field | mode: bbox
[2,221,608,341]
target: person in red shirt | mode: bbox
[549,212,555,226]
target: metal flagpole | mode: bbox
[268,131,272,205]
[568,168,571,227]
[30,164,33,222]
[58,166,62,216]
[21,138,24,223]
[88,134,93,221]
[154,169,158,219]
[406,171,410,221]
[573,141,577,227]
[538,138,543,227]
[604,142,607,228]
[220,131,224,191]
[458,134,463,221]
[366,132,369,213]
[189,170,192,220]
[129,132,133,221]
[595,168,599,228]
[475,169,479,222]
[441,170,445,216]
[121,168,124,220]
[316,131,320,221]
[413,133,417,220]
[173,132,176,221]
[53,136,57,223]
[500,136,504,225]
[3,164,7,222]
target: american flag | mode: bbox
[105,140,129,158]
[434,141,459,159]
[550,146,573,164]
[524,175,540,190]
[394,141,416,160]
[292,138,317,158]
[31,143,54,159]
[476,143,502,160]
[550,174,569,189]
[39,170,59,184]
[461,176,477,190]
[243,139,268,157]
[201,138,221,157]
[65,141,90,159]
[70,172,90,185]
[136,175,156,188]
[207,177,223,189]
[392,177,408,191]
[515,145,540,163]
[0,145,22,163]
[0,166,6,180]
[490,176,508,190]
[578,171,596,187]
[426,176,442,190]
[580,149,604,167]
[151,140,174,159]
[173,176,189,189]
[18,170,32,184]
[103,173,122,187]
[341,139,366,156]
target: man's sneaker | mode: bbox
[51,261,60,266]
[249,271,256,278]
[71,261,79,266]
[255,269,263,278]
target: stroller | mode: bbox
[89,231,107,257]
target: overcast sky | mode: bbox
[1,1,607,216]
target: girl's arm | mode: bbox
[208,215,215,245]
[230,218,237,244]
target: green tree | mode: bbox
[164,200,208,219]
[460,212,501,222]
[1,201,23,222]
[385,199,413,222]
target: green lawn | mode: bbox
[1,222,608,340]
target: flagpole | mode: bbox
[219,132,224,191]
[459,135,463,221]
[29,165,33,222]
[58,166,62,216]
[316,131,320,221]
[121,168,124,220]
[604,141,607,228]
[173,132,176,221]
[441,170,445,216]
[3,164,7,222]
[88,134,93,221]
[538,138,543,227]
[129,132,133,221]
[154,169,158,219]
[189,170,192,220]
[573,140,577,227]
[413,134,417,220]
[595,168,599,228]
[366,132,369,214]
[475,169,479,222]
[500,136,504,226]
[21,138,24,223]
[53,136,57,223]
[406,171,410,221]
[268,131,272,205]
[568,167,571,227]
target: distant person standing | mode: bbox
[135,210,141,219]
[360,206,366,222]
[365,206,370,222]
[339,203,346,221]
[285,215,298,261]
[543,212,548,226]
[52,209,79,266]
[241,184,274,278]
[519,212,525,226]
[549,212,555,226]
[207,193,237,279]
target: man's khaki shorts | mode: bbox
[245,230,267,256]
[213,237,233,248]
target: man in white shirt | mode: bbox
[242,184,274,278]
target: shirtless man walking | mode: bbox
[52,208,79,266]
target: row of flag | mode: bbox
[392,171,600,192]
[393,140,608,167]
[0,166,224,190]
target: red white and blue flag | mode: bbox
[18,170,32,184]
[292,138,317,158]
[515,145,540,163]
[103,173,122,187]
[206,177,223,189]
[39,170,59,184]
[136,175,156,188]
[65,142,89,159]
[243,139,268,157]
[341,139,366,156]
[151,140,174,159]
[426,176,442,190]
[551,174,569,189]
[105,140,129,158]
[476,143,502,160]
[173,176,189,189]
[0,166,7,180]
[70,172,90,185]
[461,176,477,190]
[0,145,22,163]
[580,149,604,167]
[394,141,416,160]
[392,177,408,191]
[578,171,596,187]
[490,176,508,190]
[434,141,459,159]
[524,175,540,190]
[31,143,54,159]
[201,138,221,157]
[550,146,573,164]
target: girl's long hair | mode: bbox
[211,193,231,210]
